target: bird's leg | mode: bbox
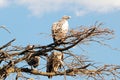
[31,66,38,71]
[31,66,33,70]
[31,66,35,70]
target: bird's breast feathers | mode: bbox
[62,20,68,29]
[52,20,68,32]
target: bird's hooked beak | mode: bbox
[62,15,71,20]
[68,16,71,19]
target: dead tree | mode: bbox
[0,23,120,80]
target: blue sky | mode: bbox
[0,0,120,80]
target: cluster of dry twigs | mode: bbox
[0,23,120,80]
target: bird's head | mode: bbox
[62,15,71,20]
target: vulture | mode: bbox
[52,16,71,44]
[25,45,40,69]
[46,51,64,78]
[26,52,40,69]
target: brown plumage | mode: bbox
[46,52,64,78]
[26,52,40,68]
[52,16,71,44]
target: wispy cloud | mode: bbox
[77,0,120,13]
[0,0,10,8]
[1,0,120,16]
[15,0,69,16]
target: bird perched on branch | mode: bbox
[52,16,71,44]
[26,52,40,69]
[46,51,64,78]
[25,45,40,69]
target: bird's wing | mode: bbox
[51,20,66,42]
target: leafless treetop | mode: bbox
[0,23,120,80]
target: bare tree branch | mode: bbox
[0,25,11,34]
[0,23,119,80]
[0,39,16,50]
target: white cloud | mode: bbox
[75,10,87,16]
[77,0,120,13]
[15,0,69,16]
[1,0,120,16]
[16,0,120,16]
[0,0,10,8]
